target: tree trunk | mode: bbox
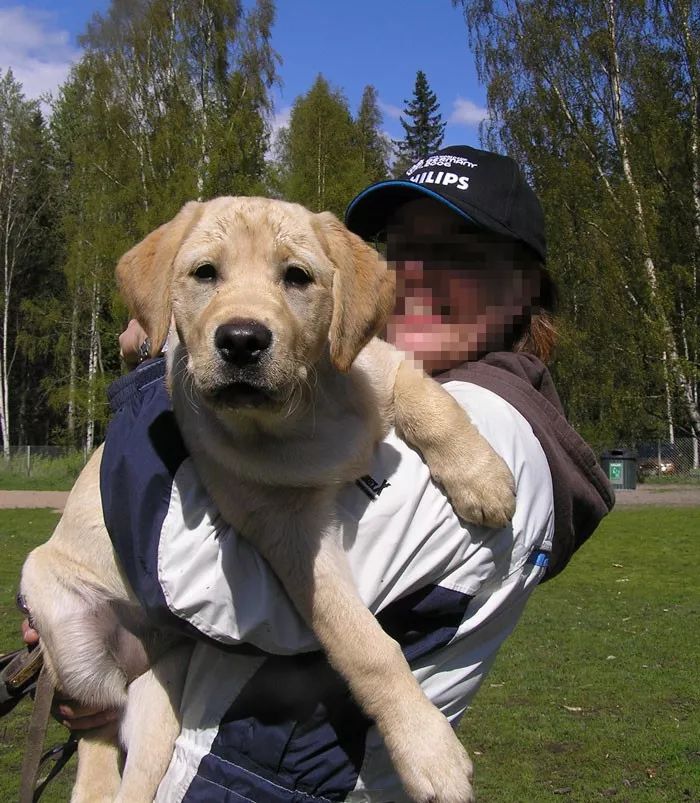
[196,3,214,200]
[677,0,700,463]
[85,276,101,453]
[0,175,15,458]
[663,351,675,443]
[67,285,80,442]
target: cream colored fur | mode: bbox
[21,197,516,803]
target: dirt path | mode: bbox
[0,490,70,511]
[0,485,698,513]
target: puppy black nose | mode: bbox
[215,320,272,365]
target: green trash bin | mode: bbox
[601,448,637,490]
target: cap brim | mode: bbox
[345,179,548,265]
[344,179,521,242]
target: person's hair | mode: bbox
[513,309,557,364]
[511,263,558,364]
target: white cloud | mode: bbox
[379,100,402,120]
[0,6,80,105]
[450,97,489,127]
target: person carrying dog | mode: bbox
[24,145,613,802]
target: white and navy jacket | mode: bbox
[101,356,612,802]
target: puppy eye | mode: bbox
[284,266,313,287]
[193,264,217,282]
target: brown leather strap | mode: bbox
[0,647,44,717]
[18,666,54,803]
[8,648,44,691]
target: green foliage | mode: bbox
[455,0,700,447]
[0,71,61,450]
[5,0,279,450]
[276,75,368,217]
[273,77,390,216]
[393,70,446,174]
[356,85,390,183]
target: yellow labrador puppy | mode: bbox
[21,197,515,803]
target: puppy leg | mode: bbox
[393,358,516,527]
[21,549,130,711]
[22,550,131,801]
[264,513,475,803]
[71,724,122,803]
[115,642,192,803]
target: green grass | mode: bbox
[462,507,700,802]
[0,509,74,802]
[0,452,86,491]
[1,508,698,802]
[641,473,700,486]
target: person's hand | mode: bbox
[119,318,149,367]
[53,698,120,731]
[21,617,39,647]
[21,618,120,731]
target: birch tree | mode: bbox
[45,0,277,450]
[652,0,700,463]
[80,0,277,225]
[356,85,390,183]
[455,0,700,445]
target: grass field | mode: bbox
[462,506,700,802]
[643,474,700,486]
[0,507,698,802]
[0,453,86,491]
[0,509,74,802]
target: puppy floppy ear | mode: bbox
[316,212,396,373]
[116,201,204,352]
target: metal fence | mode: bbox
[1,446,92,477]
[635,438,700,480]
[3,439,700,482]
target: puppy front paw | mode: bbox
[385,705,475,803]
[435,446,516,529]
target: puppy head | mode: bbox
[116,198,395,414]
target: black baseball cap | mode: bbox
[345,145,546,262]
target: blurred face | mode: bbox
[383,197,541,374]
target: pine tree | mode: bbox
[13,108,62,446]
[393,71,446,174]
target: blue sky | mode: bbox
[0,1,487,148]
